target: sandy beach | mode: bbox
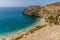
[0,18,41,40]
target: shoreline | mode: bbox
[0,18,41,40]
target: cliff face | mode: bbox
[23,2,60,17]
[23,6,41,17]
[42,2,60,24]
[23,2,60,24]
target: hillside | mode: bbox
[46,2,60,6]
[23,2,60,24]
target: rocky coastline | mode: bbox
[0,2,60,40]
[23,2,60,24]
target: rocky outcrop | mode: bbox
[23,2,60,24]
[23,2,60,17]
[23,6,41,17]
[44,2,60,24]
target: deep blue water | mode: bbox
[0,7,38,35]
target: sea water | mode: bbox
[0,7,38,35]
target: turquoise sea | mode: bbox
[0,7,38,35]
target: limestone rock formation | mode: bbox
[23,6,41,17]
[23,2,60,24]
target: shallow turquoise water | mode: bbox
[0,7,38,35]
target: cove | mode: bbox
[0,7,38,35]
